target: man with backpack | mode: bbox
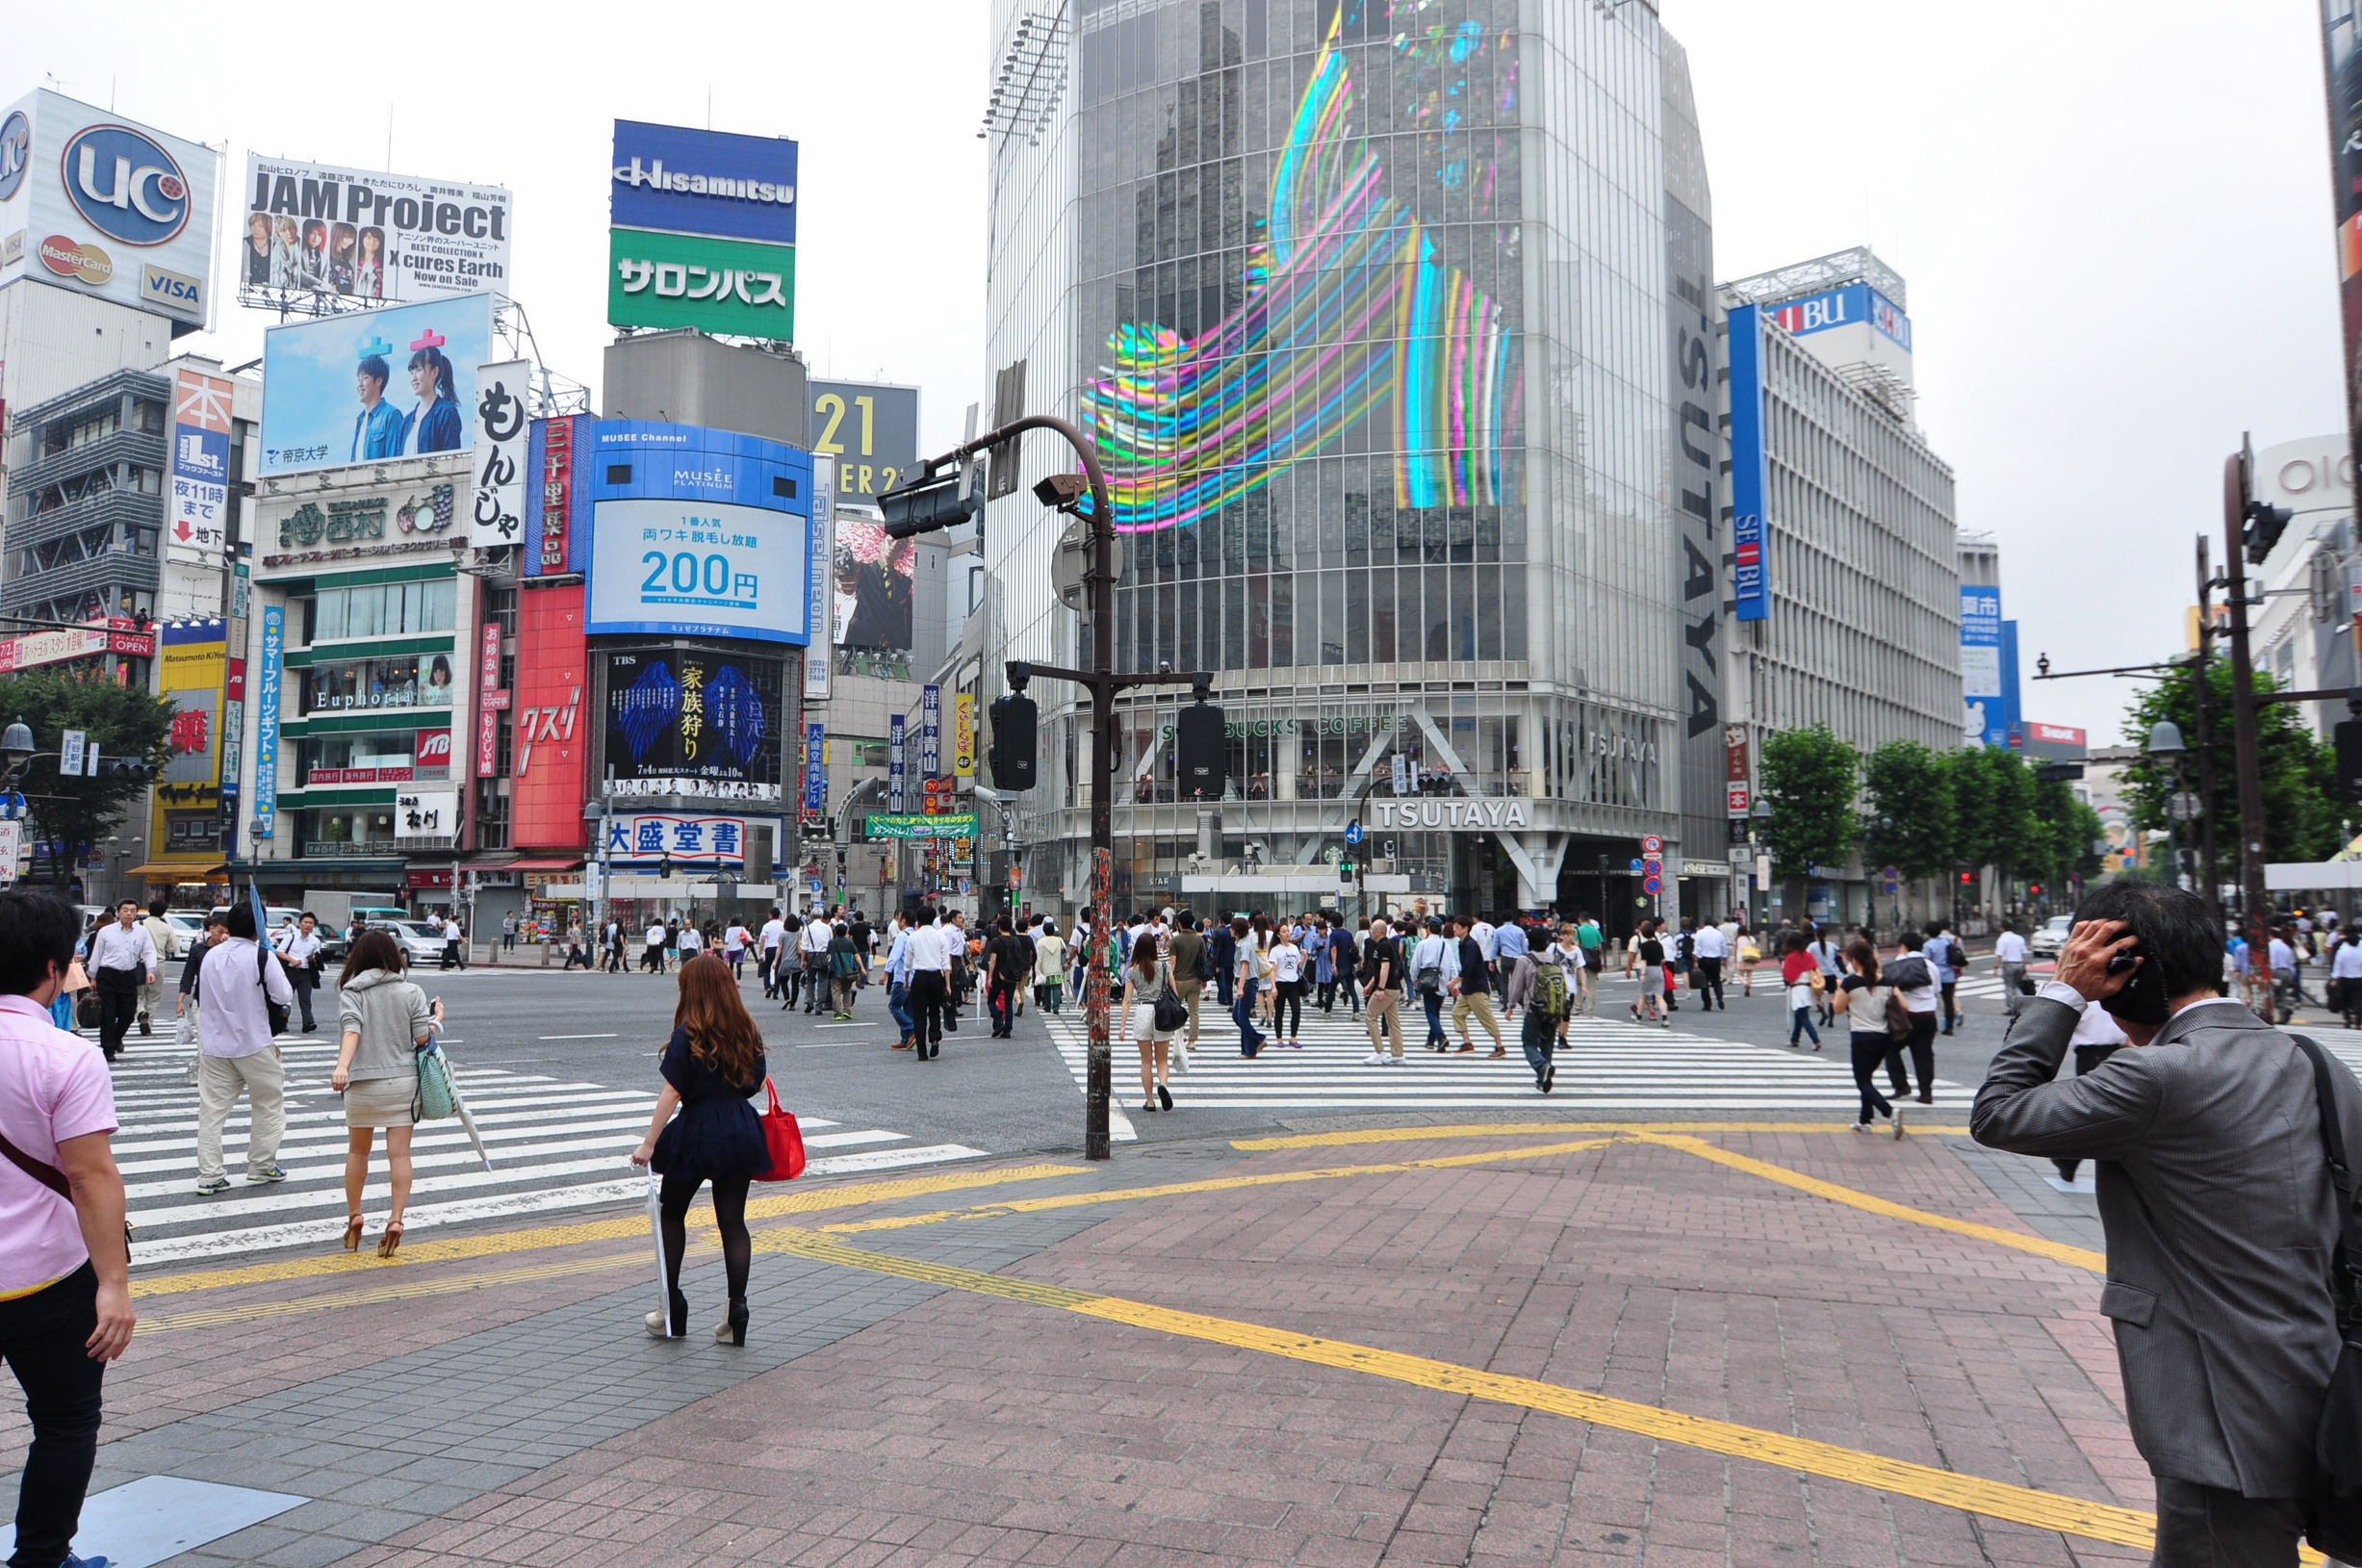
[1358,916,1407,1064]
[1925,920,1968,1036]
[1521,922,1581,1092]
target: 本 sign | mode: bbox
[472,360,530,549]
[168,368,233,566]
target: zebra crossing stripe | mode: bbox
[104,1041,987,1265]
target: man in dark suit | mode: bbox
[1973,881,2362,1563]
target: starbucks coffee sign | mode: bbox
[1370,797,1532,831]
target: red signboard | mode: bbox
[415,729,451,770]
[224,655,245,703]
[2029,722,2087,746]
[405,870,453,888]
[540,417,575,573]
[476,622,503,780]
[0,621,155,674]
[1727,784,1750,814]
[308,765,415,785]
[510,585,590,850]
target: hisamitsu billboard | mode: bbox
[610,120,797,245]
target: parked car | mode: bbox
[371,920,449,968]
[2027,914,2074,958]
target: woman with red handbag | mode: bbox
[629,954,772,1346]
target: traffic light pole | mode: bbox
[907,413,1200,1161]
[2223,453,2276,1019]
[2191,536,2222,934]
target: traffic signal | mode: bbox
[2244,498,2295,565]
[988,665,1038,792]
[97,758,150,783]
[1339,858,1354,885]
[1175,698,1226,799]
[2337,720,2362,807]
[1959,871,1972,885]
[880,460,986,539]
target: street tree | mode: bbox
[1759,725,1860,885]
[2119,662,2340,865]
[1954,744,2039,899]
[0,670,173,887]
[1861,740,1955,884]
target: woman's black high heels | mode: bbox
[716,1297,749,1347]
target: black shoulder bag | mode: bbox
[2287,1034,2362,1557]
[258,940,290,1037]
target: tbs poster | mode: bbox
[258,293,495,476]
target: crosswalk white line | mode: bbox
[1045,1010,1960,1112]
[103,1039,988,1263]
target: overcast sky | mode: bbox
[8,2,2347,749]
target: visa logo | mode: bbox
[141,263,204,318]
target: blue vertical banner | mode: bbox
[253,605,284,838]
[1726,303,1771,623]
[919,683,941,780]
[1959,586,2006,747]
[2001,619,2023,748]
[804,722,826,811]
[888,713,907,811]
[806,454,834,702]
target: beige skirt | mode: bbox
[344,1073,418,1128]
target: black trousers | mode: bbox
[1938,980,1959,1032]
[1694,957,1724,1010]
[94,970,140,1060]
[2151,1477,2306,1566]
[2,1263,104,1568]
[1273,979,1304,1038]
[1890,1013,1938,1099]
[910,970,950,1055]
[289,967,319,1031]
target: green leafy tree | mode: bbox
[1759,725,1860,879]
[2119,661,2340,865]
[1861,740,1955,882]
[1954,745,2039,890]
[0,670,173,887]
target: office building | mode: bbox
[982,0,1731,926]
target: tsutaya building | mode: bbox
[978,0,1733,930]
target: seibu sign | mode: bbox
[1370,797,1533,832]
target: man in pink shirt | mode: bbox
[0,888,134,1568]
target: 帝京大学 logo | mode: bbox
[61,122,190,246]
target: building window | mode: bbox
[474,777,510,850]
[308,578,458,641]
[301,653,458,714]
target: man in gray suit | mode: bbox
[1973,880,2362,1565]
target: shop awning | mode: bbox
[507,857,584,872]
[126,863,228,882]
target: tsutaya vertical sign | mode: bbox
[1725,303,1771,623]
[805,453,834,702]
[472,359,529,550]
[254,605,284,837]
[887,712,907,811]
[167,367,233,565]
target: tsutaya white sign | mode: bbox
[1370,797,1531,831]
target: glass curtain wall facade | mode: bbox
[985,0,1707,927]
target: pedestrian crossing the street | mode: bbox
[1042,1004,1962,1120]
[100,1036,987,1265]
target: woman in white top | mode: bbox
[722,921,751,979]
[1119,939,1177,1112]
[1269,931,1306,1047]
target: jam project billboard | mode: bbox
[239,154,511,310]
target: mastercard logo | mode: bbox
[37,234,113,286]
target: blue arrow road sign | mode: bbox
[1629,859,1643,874]
[1345,821,1364,845]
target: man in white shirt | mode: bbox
[193,901,295,1193]
[758,909,786,997]
[1470,916,1498,967]
[799,912,835,1015]
[1690,919,1729,1011]
[1409,920,1451,1050]
[1807,924,1845,1026]
[277,913,326,1034]
[1993,922,2030,1015]
[440,913,467,970]
[138,898,182,1037]
[1884,930,1940,1105]
[904,911,954,1058]
[644,921,669,973]
[88,899,159,1062]
[2333,934,2362,1026]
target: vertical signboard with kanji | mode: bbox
[537,416,575,573]
[1723,724,1750,816]
[920,684,941,782]
[888,712,906,811]
[168,368,233,566]
[477,622,505,778]
[1726,303,1771,623]
[472,359,529,550]
[254,606,284,837]
[953,692,976,779]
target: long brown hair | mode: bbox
[674,953,763,1084]
[341,928,406,986]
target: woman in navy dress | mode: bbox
[630,953,771,1344]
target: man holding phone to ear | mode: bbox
[1973,881,2362,1562]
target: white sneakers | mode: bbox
[1363,1052,1387,1066]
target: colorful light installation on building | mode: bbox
[1083,8,1521,533]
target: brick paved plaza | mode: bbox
[4,1110,2176,1566]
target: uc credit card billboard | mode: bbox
[584,421,816,647]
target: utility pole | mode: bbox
[2224,449,2276,1019]
[884,414,1201,1160]
[2191,535,2222,932]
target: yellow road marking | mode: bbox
[137,1252,656,1334]
[1629,1133,2106,1274]
[757,1226,2156,1552]
[822,1139,1620,1233]
[131,1164,1083,1300]
[1233,1120,1972,1150]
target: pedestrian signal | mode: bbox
[1175,701,1226,799]
[988,691,1038,792]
